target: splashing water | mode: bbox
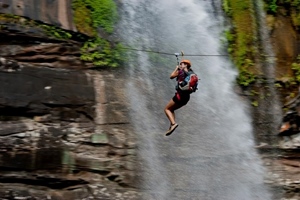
[118,0,273,199]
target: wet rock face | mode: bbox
[0,58,138,199]
[0,0,140,196]
[278,112,300,139]
[261,106,300,199]
[0,28,91,69]
[0,60,94,119]
[0,0,76,31]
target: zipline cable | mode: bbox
[120,46,230,57]
[119,46,278,58]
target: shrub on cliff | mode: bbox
[72,0,124,68]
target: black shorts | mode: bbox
[172,91,190,106]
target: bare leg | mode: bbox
[164,99,182,125]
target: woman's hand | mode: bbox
[170,66,179,79]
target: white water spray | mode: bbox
[118,1,273,199]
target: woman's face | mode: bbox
[180,62,188,71]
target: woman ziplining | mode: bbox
[164,53,199,136]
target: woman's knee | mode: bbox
[165,102,174,112]
[164,106,170,114]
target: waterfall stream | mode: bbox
[253,0,282,144]
[118,1,273,199]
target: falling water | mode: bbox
[253,0,282,144]
[118,0,273,199]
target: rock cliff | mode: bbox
[0,1,139,199]
[254,3,300,199]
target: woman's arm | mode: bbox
[170,66,179,79]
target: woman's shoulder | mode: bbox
[187,69,196,75]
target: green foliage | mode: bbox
[0,8,123,69]
[291,10,300,27]
[223,29,235,53]
[223,28,257,87]
[0,13,72,40]
[290,55,300,82]
[80,37,125,68]
[40,24,72,39]
[237,70,257,86]
[72,0,124,68]
[87,0,117,33]
[224,29,234,43]
[222,0,231,15]
[271,0,300,27]
[251,100,258,107]
[289,92,296,98]
[287,0,300,6]
[291,62,300,82]
[72,0,95,36]
[250,90,259,96]
[0,13,20,20]
[222,0,258,87]
[236,58,257,86]
[265,0,278,13]
[72,0,118,34]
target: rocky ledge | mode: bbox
[0,55,138,199]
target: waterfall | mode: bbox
[253,0,282,145]
[118,0,273,199]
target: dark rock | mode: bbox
[0,148,63,171]
[0,63,95,122]
[48,127,66,138]
[278,111,300,137]
[0,121,31,136]
[0,175,89,189]
[0,5,139,198]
